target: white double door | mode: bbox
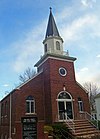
[58,100,73,120]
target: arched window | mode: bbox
[58,91,71,99]
[57,91,73,119]
[78,97,83,112]
[26,96,35,114]
[56,41,60,50]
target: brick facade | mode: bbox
[0,55,90,139]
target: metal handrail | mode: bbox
[65,115,75,133]
[57,113,75,133]
[84,112,98,129]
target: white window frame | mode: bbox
[57,91,74,120]
[56,41,60,50]
[59,67,67,77]
[78,101,83,112]
[26,98,35,114]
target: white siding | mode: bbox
[43,36,63,55]
[95,97,100,120]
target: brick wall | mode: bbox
[39,57,90,121]
[0,56,90,138]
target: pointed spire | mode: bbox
[45,8,60,39]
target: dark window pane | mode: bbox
[78,101,83,111]
[78,97,82,101]
[45,44,47,52]
[26,102,30,113]
[80,102,83,111]
[31,102,34,113]
[26,96,33,100]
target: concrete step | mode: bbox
[74,130,99,136]
[74,125,93,130]
[74,127,97,133]
[69,122,91,127]
[66,119,100,138]
[76,133,100,139]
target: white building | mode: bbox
[95,93,100,120]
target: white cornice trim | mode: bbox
[76,81,89,94]
[36,56,74,68]
[16,70,43,89]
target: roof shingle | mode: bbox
[45,8,60,38]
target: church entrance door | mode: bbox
[57,91,73,121]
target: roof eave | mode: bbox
[34,53,76,67]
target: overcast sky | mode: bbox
[0,0,100,100]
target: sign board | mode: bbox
[21,116,37,139]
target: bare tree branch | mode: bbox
[83,82,100,111]
[19,67,36,83]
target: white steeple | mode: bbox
[43,8,63,55]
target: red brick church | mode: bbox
[0,9,90,139]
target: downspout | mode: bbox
[8,93,12,139]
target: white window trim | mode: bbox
[56,99,73,102]
[57,91,74,120]
[59,67,67,77]
[26,99,35,114]
[78,101,83,112]
[56,41,60,50]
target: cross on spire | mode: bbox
[50,7,52,12]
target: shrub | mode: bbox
[98,120,100,130]
[52,122,71,139]
[91,120,100,130]
[44,122,72,139]
[44,125,53,135]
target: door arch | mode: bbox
[57,91,73,120]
